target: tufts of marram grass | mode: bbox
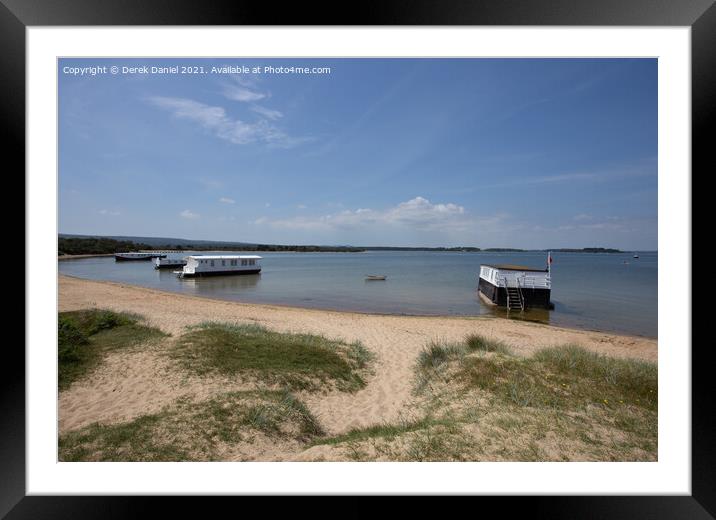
[59,390,323,461]
[456,344,657,412]
[417,341,465,370]
[172,322,372,392]
[58,309,167,391]
[417,334,512,372]
[465,334,512,355]
[533,345,657,410]
[343,337,659,461]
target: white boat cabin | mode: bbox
[153,256,187,269]
[178,255,262,278]
[478,263,552,310]
[479,264,551,290]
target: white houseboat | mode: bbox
[153,257,187,269]
[478,260,553,310]
[176,255,262,278]
[114,252,167,261]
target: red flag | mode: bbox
[548,252,553,265]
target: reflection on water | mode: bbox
[59,250,657,337]
[178,274,261,295]
[483,303,552,327]
[155,268,183,281]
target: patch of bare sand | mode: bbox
[59,275,657,437]
[58,343,263,434]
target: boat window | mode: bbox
[241,259,248,266]
[210,260,215,267]
[222,260,226,266]
[249,259,255,265]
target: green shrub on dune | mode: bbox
[58,309,166,390]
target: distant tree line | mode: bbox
[58,237,154,255]
[364,246,481,252]
[189,243,366,253]
[481,248,622,253]
[59,237,623,256]
[547,248,622,253]
[58,237,365,255]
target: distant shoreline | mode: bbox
[58,234,650,256]
[58,253,115,261]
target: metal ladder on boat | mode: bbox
[504,277,524,311]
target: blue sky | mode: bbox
[59,58,657,249]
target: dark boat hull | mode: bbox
[478,278,552,310]
[115,254,166,261]
[181,269,261,278]
[115,256,153,261]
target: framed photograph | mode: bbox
[10,0,709,514]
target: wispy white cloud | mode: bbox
[581,221,630,232]
[305,65,422,158]
[148,96,308,148]
[221,76,266,102]
[481,161,657,191]
[248,196,654,249]
[255,196,479,233]
[520,173,597,185]
[223,85,265,102]
[250,105,283,120]
[475,172,597,190]
[297,204,307,210]
[228,74,258,88]
[180,209,200,219]
[219,197,235,204]
[149,96,250,143]
[99,209,120,216]
[553,215,652,235]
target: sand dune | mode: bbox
[58,275,657,436]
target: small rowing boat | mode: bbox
[365,275,387,281]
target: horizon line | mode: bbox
[58,232,657,252]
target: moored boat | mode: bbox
[177,255,262,278]
[365,275,387,280]
[478,254,553,310]
[153,257,187,269]
[115,251,166,261]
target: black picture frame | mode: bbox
[7,0,709,515]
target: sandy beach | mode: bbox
[59,274,657,441]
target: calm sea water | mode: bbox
[58,251,657,338]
